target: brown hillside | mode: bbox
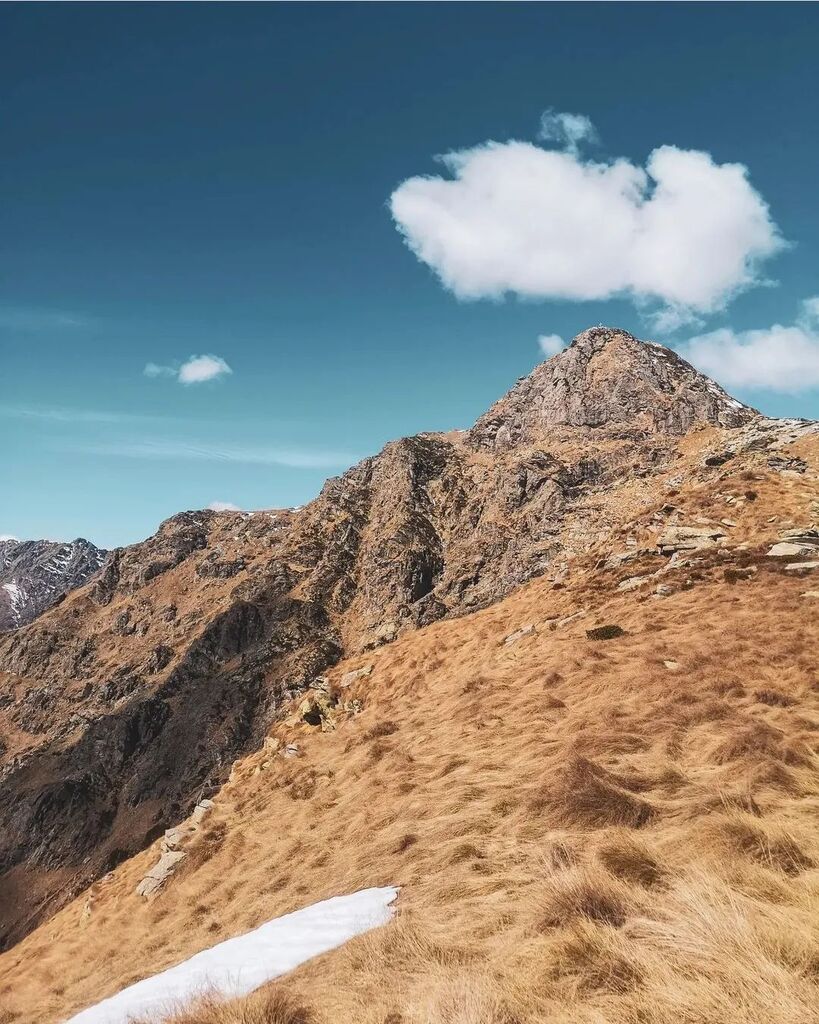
[1,326,790,948]
[2,426,818,1024]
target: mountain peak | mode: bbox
[470,325,757,449]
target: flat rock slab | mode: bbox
[657,526,725,554]
[768,542,818,558]
[504,624,536,645]
[135,850,186,897]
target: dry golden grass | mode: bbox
[1,441,819,1024]
[134,988,314,1024]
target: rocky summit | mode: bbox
[0,326,816,951]
[0,537,107,633]
[470,326,756,448]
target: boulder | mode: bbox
[784,561,819,573]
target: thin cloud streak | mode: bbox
[0,404,173,425]
[0,306,90,331]
[60,439,359,469]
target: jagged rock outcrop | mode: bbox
[0,325,814,949]
[0,538,107,632]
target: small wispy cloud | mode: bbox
[538,333,565,357]
[144,354,232,385]
[537,108,599,154]
[0,404,171,425]
[0,306,89,331]
[62,439,357,469]
[143,363,177,380]
[207,500,242,512]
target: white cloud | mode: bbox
[538,108,598,154]
[178,354,232,384]
[0,534,18,542]
[62,439,357,469]
[207,500,241,512]
[144,354,232,385]
[390,117,783,328]
[680,297,819,393]
[537,333,565,357]
[143,362,177,380]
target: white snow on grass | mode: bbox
[63,886,399,1024]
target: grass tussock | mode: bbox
[595,831,668,888]
[547,921,643,995]
[704,813,815,876]
[532,758,653,829]
[711,720,813,768]
[137,988,313,1024]
[537,865,637,929]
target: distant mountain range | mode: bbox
[0,538,107,632]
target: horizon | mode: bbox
[3,4,819,548]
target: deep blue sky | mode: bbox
[2,3,818,548]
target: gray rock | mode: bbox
[657,526,726,555]
[340,665,373,688]
[503,624,535,645]
[618,576,647,592]
[767,542,817,558]
[135,849,186,897]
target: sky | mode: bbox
[2,3,819,549]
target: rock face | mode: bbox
[0,325,810,949]
[470,326,755,449]
[0,538,107,632]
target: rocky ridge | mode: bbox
[0,325,816,949]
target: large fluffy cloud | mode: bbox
[390,116,783,327]
[681,297,819,393]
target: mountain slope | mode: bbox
[2,428,818,1023]
[0,538,107,632]
[0,327,815,952]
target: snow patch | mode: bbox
[2,582,23,611]
[63,886,399,1024]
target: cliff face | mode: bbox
[0,326,809,948]
[0,538,107,632]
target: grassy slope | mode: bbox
[2,439,819,1024]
